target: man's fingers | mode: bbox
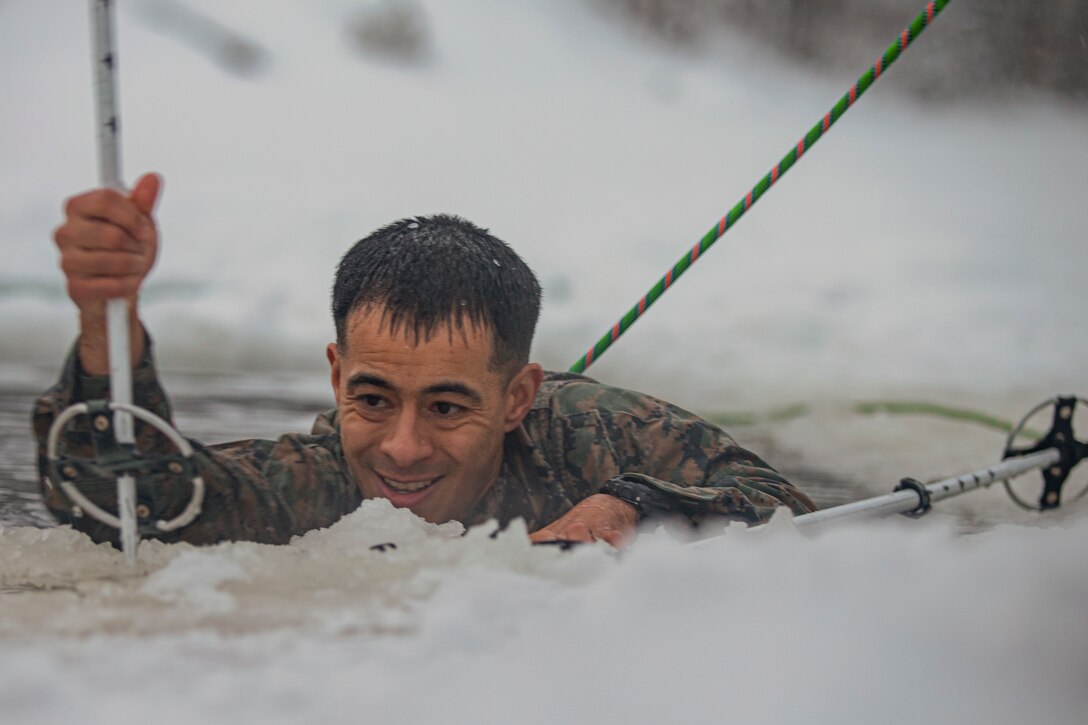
[564,523,596,542]
[60,247,146,278]
[67,275,142,303]
[595,527,627,547]
[129,173,162,216]
[530,494,639,549]
[55,217,144,254]
[528,529,556,544]
[529,523,597,545]
[63,188,155,245]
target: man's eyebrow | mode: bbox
[345,374,483,405]
[346,373,393,391]
[423,381,483,404]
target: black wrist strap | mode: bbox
[600,474,678,521]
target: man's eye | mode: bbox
[356,394,388,410]
[431,401,464,417]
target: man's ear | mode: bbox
[503,363,544,432]
[327,342,342,404]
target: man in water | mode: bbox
[34,174,815,547]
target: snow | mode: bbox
[1,0,1087,722]
[1,502,1086,724]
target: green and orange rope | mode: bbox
[570,0,952,373]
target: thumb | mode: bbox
[129,172,163,216]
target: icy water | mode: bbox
[2,0,1087,722]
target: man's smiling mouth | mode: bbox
[379,474,441,494]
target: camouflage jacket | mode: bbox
[33,337,815,546]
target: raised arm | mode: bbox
[54,172,161,374]
[36,176,358,546]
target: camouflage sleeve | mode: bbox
[560,379,816,524]
[615,403,814,522]
[32,335,357,546]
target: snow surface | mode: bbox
[1,0,1087,722]
[2,501,1086,725]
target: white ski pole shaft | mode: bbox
[791,448,1061,531]
[91,0,138,564]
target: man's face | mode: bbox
[327,307,541,524]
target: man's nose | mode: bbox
[379,409,434,469]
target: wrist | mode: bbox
[600,474,679,521]
[77,301,143,376]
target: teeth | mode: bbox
[381,476,437,493]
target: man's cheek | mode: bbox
[340,422,372,464]
[340,436,375,495]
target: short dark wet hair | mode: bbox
[332,214,542,372]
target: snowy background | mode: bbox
[1,1,1086,722]
[2,0,1085,404]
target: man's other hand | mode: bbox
[529,493,638,549]
[54,173,162,374]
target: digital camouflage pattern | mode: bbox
[33,337,815,546]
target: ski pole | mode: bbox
[48,0,204,562]
[91,0,139,564]
[676,397,1087,551]
[788,396,1086,532]
[795,450,1058,530]
[571,0,953,373]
